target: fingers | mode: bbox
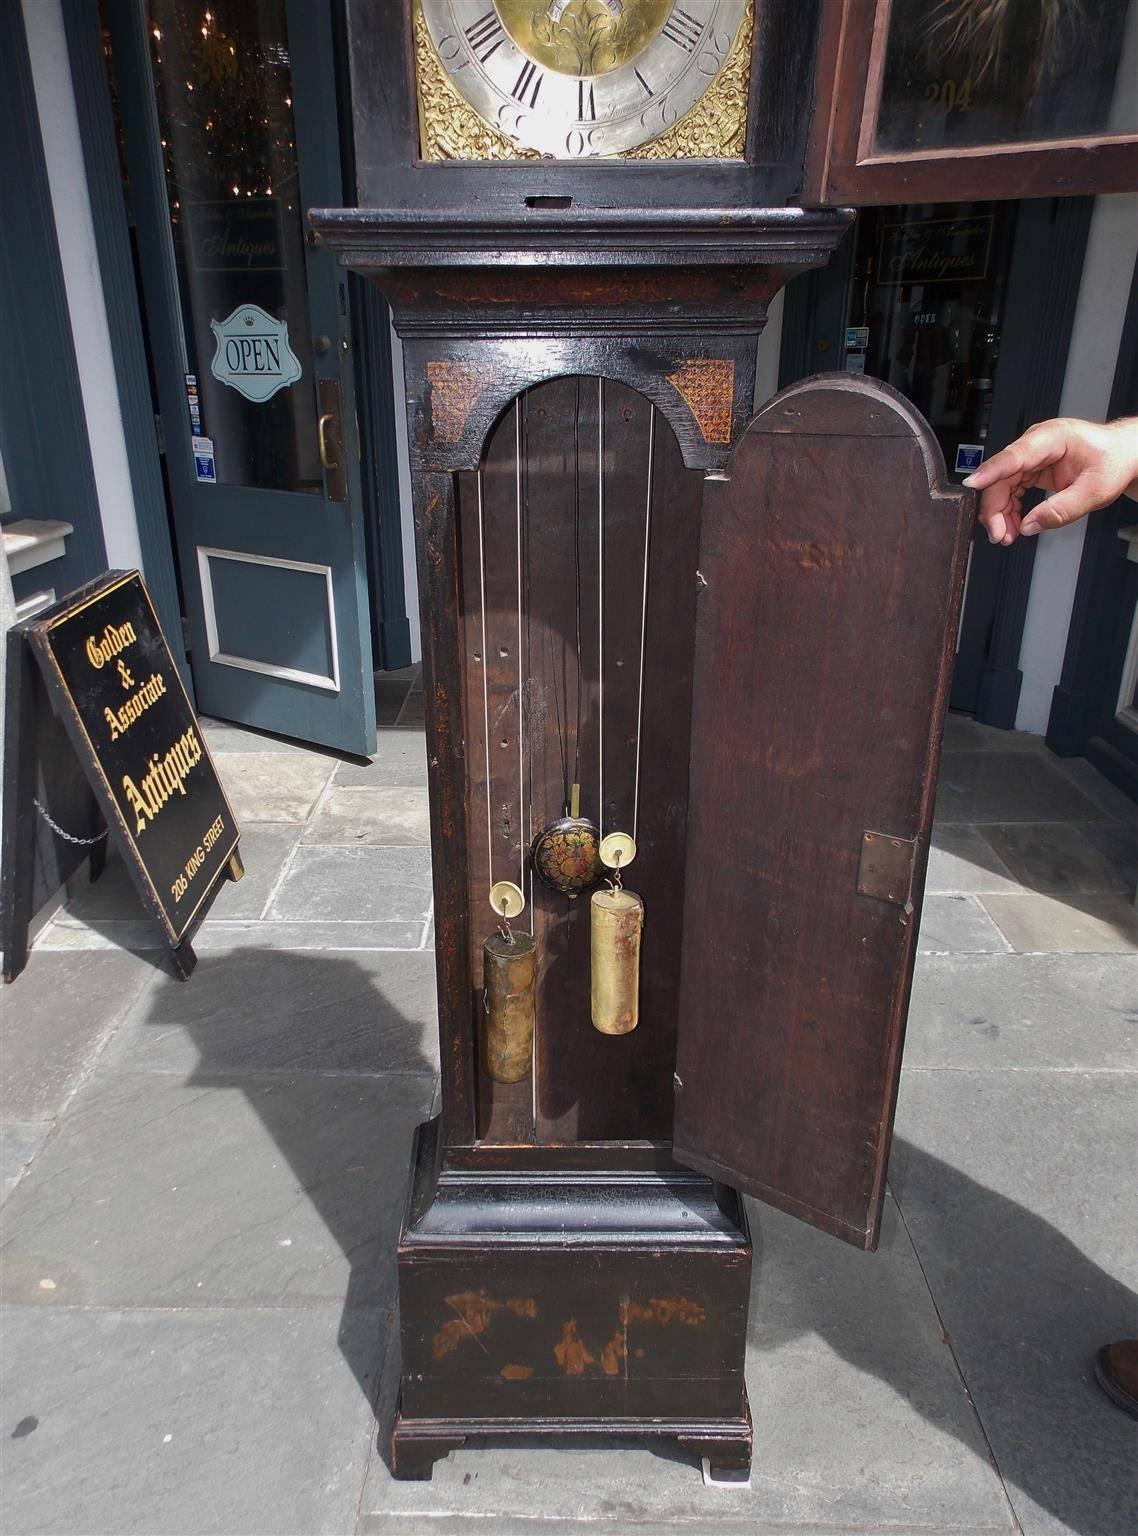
[1020,483,1102,535]
[978,486,1024,545]
[962,422,1066,491]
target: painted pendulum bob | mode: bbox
[591,832,643,1035]
[530,784,602,896]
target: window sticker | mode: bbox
[192,435,216,484]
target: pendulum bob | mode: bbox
[482,930,536,1083]
[529,816,602,896]
[590,887,644,1035]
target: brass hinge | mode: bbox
[857,831,919,910]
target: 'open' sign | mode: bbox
[210,303,302,403]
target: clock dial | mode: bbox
[418,0,749,158]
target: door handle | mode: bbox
[317,378,347,501]
[318,412,340,470]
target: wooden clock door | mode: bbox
[673,374,973,1251]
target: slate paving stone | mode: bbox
[360,1197,1010,1534]
[0,1304,382,1536]
[0,949,153,1121]
[942,715,1044,754]
[979,892,1138,954]
[37,918,429,954]
[268,845,434,924]
[32,917,169,953]
[1078,820,1138,891]
[211,752,335,822]
[395,695,426,728]
[1049,755,1138,825]
[100,948,440,1077]
[193,920,428,951]
[918,895,1011,953]
[891,1071,1138,1536]
[304,786,432,846]
[903,953,1138,1071]
[200,717,338,757]
[334,731,428,787]
[0,1068,436,1310]
[933,753,1102,824]
[978,823,1129,895]
[0,1122,51,1205]
[926,825,1022,895]
[56,825,302,927]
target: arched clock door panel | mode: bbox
[456,376,705,1145]
[673,374,973,1250]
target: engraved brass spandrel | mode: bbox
[625,1,752,161]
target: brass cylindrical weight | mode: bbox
[590,888,644,1035]
[482,931,536,1083]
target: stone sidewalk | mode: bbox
[1,677,1136,1536]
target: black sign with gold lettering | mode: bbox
[876,214,994,287]
[23,570,240,952]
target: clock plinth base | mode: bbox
[390,1405,753,1482]
[391,1120,753,1480]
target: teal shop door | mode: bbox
[105,0,376,755]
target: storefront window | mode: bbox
[844,201,1017,479]
[148,0,320,493]
[874,0,1138,154]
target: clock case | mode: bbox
[311,0,981,1484]
[312,198,972,1478]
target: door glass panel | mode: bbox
[873,0,1138,153]
[845,201,1016,479]
[148,0,320,493]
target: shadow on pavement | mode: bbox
[143,949,1137,1532]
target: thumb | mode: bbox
[1021,483,1100,534]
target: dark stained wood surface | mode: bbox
[673,374,973,1250]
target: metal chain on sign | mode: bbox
[32,798,108,847]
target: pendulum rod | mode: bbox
[476,467,494,903]
[515,396,527,908]
[527,377,602,900]
[597,377,605,840]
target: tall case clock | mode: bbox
[312,0,1138,1482]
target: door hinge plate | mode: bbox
[857,831,919,908]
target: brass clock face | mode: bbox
[418,0,749,159]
